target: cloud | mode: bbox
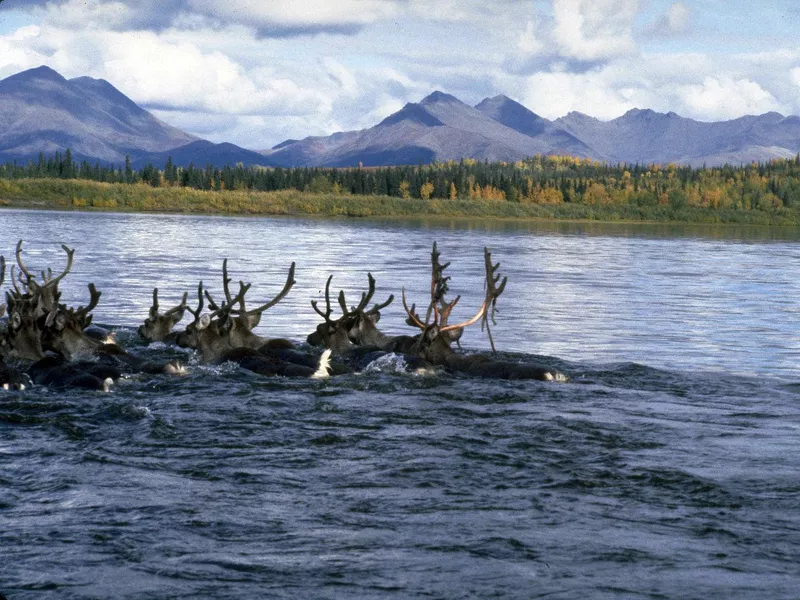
[552,0,638,63]
[322,57,358,98]
[28,0,187,32]
[17,0,401,36]
[3,0,800,150]
[515,57,793,124]
[646,2,691,37]
[506,0,640,74]
[673,76,785,120]
[518,20,544,56]
[185,0,399,37]
[792,67,800,87]
[520,69,638,120]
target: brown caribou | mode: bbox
[179,259,297,362]
[176,260,330,378]
[137,288,189,343]
[307,273,396,354]
[3,241,75,360]
[4,241,183,385]
[402,242,567,382]
[0,257,26,389]
[306,273,441,374]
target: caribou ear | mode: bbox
[11,312,21,329]
[197,313,211,331]
[54,312,68,331]
[443,327,463,344]
[170,308,186,326]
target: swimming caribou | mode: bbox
[1,239,567,391]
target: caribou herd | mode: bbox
[1,240,566,392]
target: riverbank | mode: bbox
[2,177,799,225]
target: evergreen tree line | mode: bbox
[3,150,800,212]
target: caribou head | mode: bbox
[402,242,505,366]
[403,243,565,381]
[15,240,74,320]
[42,283,103,359]
[307,273,394,353]
[138,288,189,343]
[185,259,296,363]
[3,241,79,360]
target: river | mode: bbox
[1,209,799,598]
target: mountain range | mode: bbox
[2,66,800,169]
[0,66,268,169]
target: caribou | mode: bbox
[307,273,399,352]
[401,242,567,382]
[1,241,184,390]
[138,288,188,343]
[171,260,331,378]
[2,239,568,391]
[306,272,438,374]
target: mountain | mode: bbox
[130,140,269,170]
[266,92,800,168]
[3,66,800,169]
[0,66,270,168]
[262,91,594,167]
[554,108,800,166]
[474,95,595,158]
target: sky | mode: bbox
[1,0,799,150]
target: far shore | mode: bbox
[1,178,799,227]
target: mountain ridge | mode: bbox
[2,66,800,169]
[0,66,271,169]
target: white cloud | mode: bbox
[673,76,785,120]
[792,67,800,87]
[664,2,690,34]
[0,26,48,77]
[185,0,398,34]
[646,1,691,37]
[322,57,358,98]
[518,60,792,123]
[38,0,134,30]
[3,0,800,150]
[518,21,544,56]
[521,69,637,120]
[552,0,638,62]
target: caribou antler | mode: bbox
[241,262,295,317]
[403,242,489,338]
[9,265,23,296]
[402,288,426,329]
[312,275,334,322]
[186,281,206,326]
[205,260,295,321]
[149,288,161,318]
[481,247,507,354]
[360,273,394,316]
[338,272,375,316]
[75,283,102,320]
[148,287,188,319]
[15,240,74,291]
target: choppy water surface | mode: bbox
[1,209,799,599]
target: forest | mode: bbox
[2,150,800,224]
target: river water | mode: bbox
[1,209,799,598]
